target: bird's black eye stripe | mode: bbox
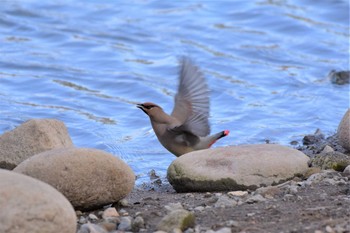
[144,105,155,109]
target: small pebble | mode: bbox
[246,194,266,204]
[171,228,183,233]
[119,208,129,216]
[214,195,237,208]
[132,216,145,232]
[78,223,107,233]
[287,185,298,194]
[226,220,239,227]
[118,198,129,207]
[322,145,334,153]
[283,194,295,201]
[79,216,87,224]
[102,207,119,220]
[247,212,255,217]
[325,225,334,233]
[165,202,184,212]
[227,191,248,197]
[118,216,133,231]
[184,228,195,233]
[185,193,195,198]
[343,165,350,175]
[75,210,83,216]
[194,206,205,212]
[135,211,143,217]
[204,192,212,198]
[98,222,117,232]
[88,213,99,221]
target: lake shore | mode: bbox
[77,132,350,233]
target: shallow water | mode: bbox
[0,0,349,184]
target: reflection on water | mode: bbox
[0,0,349,184]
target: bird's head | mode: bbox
[137,102,166,122]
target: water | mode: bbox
[0,0,349,184]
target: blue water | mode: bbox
[0,0,349,184]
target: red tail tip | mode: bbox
[224,130,230,136]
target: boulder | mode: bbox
[0,169,76,233]
[338,109,350,151]
[0,119,73,169]
[167,144,309,192]
[14,147,135,210]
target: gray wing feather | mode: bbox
[171,57,210,137]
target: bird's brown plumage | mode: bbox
[137,57,229,157]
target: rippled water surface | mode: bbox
[0,0,349,183]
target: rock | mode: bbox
[303,167,322,179]
[343,165,350,175]
[194,206,205,212]
[206,227,232,233]
[98,222,117,232]
[118,216,133,231]
[0,169,76,233]
[322,145,334,153]
[14,147,135,210]
[78,223,107,233]
[214,195,237,208]
[309,151,350,172]
[88,213,99,221]
[102,207,119,223]
[165,202,184,213]
[132,216,145,232]
[167,144,309,192]
[255,186,282,199]
[0,119,73,169]
[227,191,248,198]
[302,129,324,145]
[246,194,266,204]
[304,170,343,186]
[157,209,195,232]
[329,70,350,85]
[79,216,87,224]
[338,109,350,151]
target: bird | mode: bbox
[137,57,229,157]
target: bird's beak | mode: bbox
[136,103,148,115]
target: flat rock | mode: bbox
[14,147,135,210]
[0,119,73,169]
[0,169,76,233]
[338,109,350,151]
[167,144,309,192]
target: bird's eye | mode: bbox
[145,105,153,109]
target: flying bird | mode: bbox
[137,57,229,157]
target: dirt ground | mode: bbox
[124,177,350,233]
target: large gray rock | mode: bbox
[14,147,135,210]
[167,144,309,192]
[0,119,73,169]
[0,169,76,233]
[338,109,350,151]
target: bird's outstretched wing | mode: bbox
[170,57,210,137]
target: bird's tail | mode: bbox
[208,130,230,148]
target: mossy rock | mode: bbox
[309,151,350,172]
